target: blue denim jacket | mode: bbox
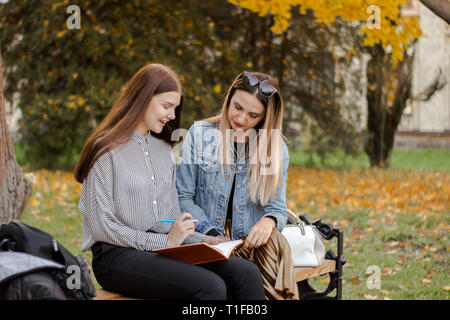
[176,121,289,240]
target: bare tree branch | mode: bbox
[412,67,447,101]
[419,0,450,24]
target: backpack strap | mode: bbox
[0,238,16,251]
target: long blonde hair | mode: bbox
[205,72,286,206]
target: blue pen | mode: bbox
[161,219,198,223]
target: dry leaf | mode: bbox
[364,294,378,300]
[385,241,399,247]
[351,276,360,285]
[382,267,393,275]
[28,198,40,207]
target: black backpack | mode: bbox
[0,220,96,300]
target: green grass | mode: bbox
[289,148,450,172]
[307,207,449,300]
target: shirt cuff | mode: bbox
[263,215,278,229]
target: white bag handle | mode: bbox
[286,208,305,235]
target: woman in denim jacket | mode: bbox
[176,71,299,299]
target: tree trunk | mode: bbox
[0,45,33,224]
[364,45,384,167]
[364,44,414,168]
[419,0,450,24]
[363,41,443,168]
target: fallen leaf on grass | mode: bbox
[422,279,432,284]
[351,276,360,285]
[28,198,40,207]
[384,241,399,247]
[364,294,378,300]
[344,263,354,268]
[444,286,450,291]
[380,290,390,295]
[382,267,394,275]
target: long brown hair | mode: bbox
[74,63,183,183]
[205,72,286,206]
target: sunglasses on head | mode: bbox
[241,71,277,99]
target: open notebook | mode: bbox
[153,239,244,264]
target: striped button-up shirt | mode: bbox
[78,131,181,252]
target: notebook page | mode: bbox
[209,240,243,257]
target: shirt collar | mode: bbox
[131,130,151,144]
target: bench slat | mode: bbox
[294,259,336,282]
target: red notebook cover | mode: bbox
[153,240,243,264]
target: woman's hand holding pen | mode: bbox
[166,212,195,247]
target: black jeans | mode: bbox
[91,242,265,300]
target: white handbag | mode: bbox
[282,209,326,267]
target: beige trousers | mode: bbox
[224,220,299,300]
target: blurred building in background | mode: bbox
[395,0,450,149]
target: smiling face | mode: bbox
[136,91,181,135]
[227,89,266,141]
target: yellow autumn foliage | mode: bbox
[228,0,422,62]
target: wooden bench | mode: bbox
[94,213,345,300]
[94,258,339,300]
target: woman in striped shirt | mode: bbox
[74,64,264,300]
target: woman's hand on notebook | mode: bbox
[202,235,230,245]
